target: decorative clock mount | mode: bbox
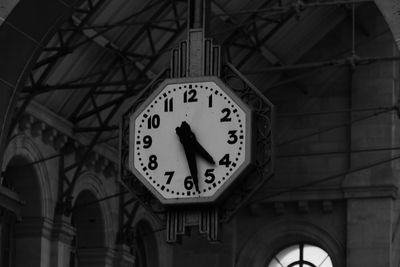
[120,0,274,243]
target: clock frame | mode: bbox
[128,76,252,205]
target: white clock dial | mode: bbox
[129,78,251,204]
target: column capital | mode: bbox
[113,245,135,267]
[52,215,75,243]
[15,216,53,239]
[77,247,116,266]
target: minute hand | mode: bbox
[176,122,200,192]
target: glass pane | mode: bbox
[268,258,282,267]
[276,245,299,266]
[319,256,333,267]
[303,244,327,264]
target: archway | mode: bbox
[71,189,108,267]
[4,155,42,216]
[3,154,49,267]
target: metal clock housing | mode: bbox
[129,76,252,204]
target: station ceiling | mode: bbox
[14,0,396,158]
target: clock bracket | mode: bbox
[119,0,274,244]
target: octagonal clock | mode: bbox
[129,76,252,204]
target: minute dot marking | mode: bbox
[136,82,248,198]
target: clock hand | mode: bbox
[193,139,215,165]
[176,122,200,192]
[180,121,215,165]
[186,148,199,192]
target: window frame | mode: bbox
[267,242,333,267]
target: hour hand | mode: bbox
[194,139,215,165]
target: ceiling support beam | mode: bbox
[73,126,119,133]
[212,0,374,17]
[242,55,400,74]
[9,0,108,137]
[22,79,149,95]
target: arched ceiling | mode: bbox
[11,0,399,166]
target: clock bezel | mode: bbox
[129,76,252,205]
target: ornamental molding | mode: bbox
[14,101,118,179]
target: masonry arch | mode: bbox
[2,134,52,218]
[72,190,107,266]
[1,133,53,267]
[71,171,116,266]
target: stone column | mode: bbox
[113,244,135,267]
[347,198,392,266]
[50,215,76,267]
[342,22,398,267]
[77,247,115,267]
[14,216,53,267]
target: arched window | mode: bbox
[268,243,333,267]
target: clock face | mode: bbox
[129,77,251,204]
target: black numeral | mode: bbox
[219,154,231,167]
[143,135,152,148]
[227,130,238,144]
[164,98,173,112]
[183,89,198,103]
[184,176,194,190]
[164,171,174,184]
[208,94,213,108]
[148,155,158,170]
[220,108,232,122]
[147,115,160,129]
[204,169,215,184]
